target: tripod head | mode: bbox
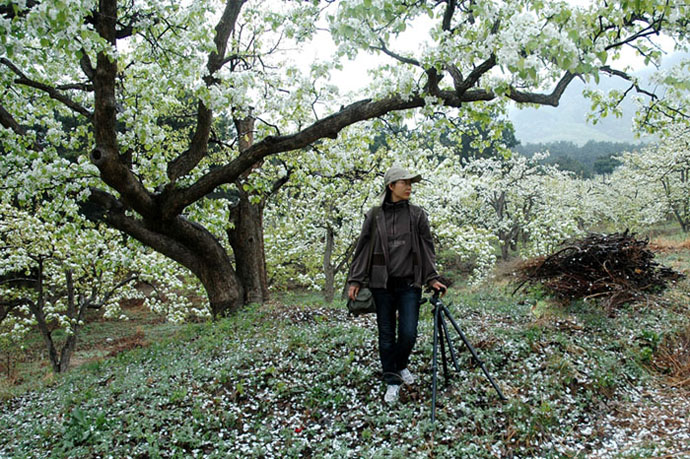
[423,286,446,308]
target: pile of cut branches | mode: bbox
[514,231,685,310]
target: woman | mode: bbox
[347,165,446,404]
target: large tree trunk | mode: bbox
[88,189,244,318]
[149,217,245,317]
[226,116,270,304]
[323,225,336,303]
[86,0,245,318]
[197,255,244,317]
[227,194,269,304]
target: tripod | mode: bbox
[425,289,507,423]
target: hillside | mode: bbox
[509,52,688,146]
[509,76,640,145]
[1,247,689,457]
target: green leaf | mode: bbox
[596,50,607,64]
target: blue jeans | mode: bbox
[372,283,422,385]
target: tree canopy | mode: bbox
[1,0,689,315]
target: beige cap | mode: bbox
[383,165,422,187]
[378,165,422,205]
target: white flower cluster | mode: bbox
[602,123,690,231]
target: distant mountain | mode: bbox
[508,52,687,146]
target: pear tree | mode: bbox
[0,201,143,373]
[265,124,385,302]
[1,0,687,316]
[614,124,690,232]
[426,152,595,261]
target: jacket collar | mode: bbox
[382,198,410,211]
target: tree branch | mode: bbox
[0,102,44,151]
[453,54,497,95]
[442,0,456,32]
[161,96,419,216]
[80,51,95,81]
[604,18,664,51]
[0,102,27,136]
[0,58,92,118]
[371,38,421,67]
[600,65,658,99]
[0,299,30,323]
[86,275,138,309]
[166,0,245,183]
[507,71,576,106]
[90,0,158,217]
[268,171,291,200]
[0,0,38,19]
[0,277,38,288]
[86,188,204,273]
[208,0,246,75]
[166,101,213,183]
[446,64,464,93]
[335,239,357,274]
[55,82,94,91]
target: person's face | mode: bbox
[389,179,412,202]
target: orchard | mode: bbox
[1,1,690,457]
[1,0,689,365]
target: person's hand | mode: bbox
[429,280,447,296]
[348,284,360,301]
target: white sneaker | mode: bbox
[384,384,400,404]
[400,368,415,385]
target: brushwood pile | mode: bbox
[514,231,685,309]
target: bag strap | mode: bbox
[364,206,381,285]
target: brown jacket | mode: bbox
[347,203,439,289]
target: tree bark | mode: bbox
[87,188,244,317]
[226,116,269,304]
[227,195,269,304]
[196,248,245,317]
[323,225,336,303]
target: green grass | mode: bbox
[1,273,688,457]
[0,302,186,401]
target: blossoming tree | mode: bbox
[1,0,687,316]
[0,201,143,373]
[614,124,690,232]
[265,124,384,302]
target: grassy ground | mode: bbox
[0,298,186,401]
[1,238,689,458]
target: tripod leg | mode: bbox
[439,314,450,385]
[442,304,507,401]
[431,305,440,423]
[439,311,462,374]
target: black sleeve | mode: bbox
[347,209,375,286]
